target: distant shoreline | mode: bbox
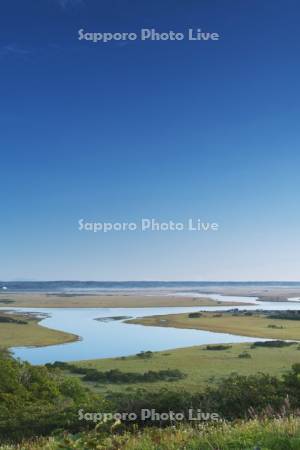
[0,293,255,308]
[1,282,300,308]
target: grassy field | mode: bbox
[68,341,300,393]
[0,311,78,348]
[2,417,300,449]
[128,311,300,340]
[0,293,255,308]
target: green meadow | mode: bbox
[0,312,77,348]
[67,342,300,393]
[128,310,300,340]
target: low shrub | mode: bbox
[205,345,232,351]
[238,352,252,359]
[136,351,153,359]
[251,340,295,348]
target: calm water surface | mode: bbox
[3,294,300,364]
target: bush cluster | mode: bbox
[46,362,185,383]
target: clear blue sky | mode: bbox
[1,0,300,281]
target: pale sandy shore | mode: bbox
[0,292,255,308]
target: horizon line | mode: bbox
[2,280,300,284]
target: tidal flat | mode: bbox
[0,292,255,308]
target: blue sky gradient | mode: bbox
[0,0,300,280]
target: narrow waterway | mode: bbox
[3,294,300,364]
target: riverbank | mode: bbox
[0,292,255,308]
[127,310,300,340]
[0,311,78,348]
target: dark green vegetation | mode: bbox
[188,312,202,318]
[46,362,185,383]
[251,340,296,348]
[0,316,27,325]
[0,349,107,442]
[238,351,252,358]
[205,344,232,351]
[95,315,131,322]
[2,345,300,447]
[70,343,300,394]
[2,417,300,449]
[103,368,300,424]
[268,311,300,320]
[136,350,153,359]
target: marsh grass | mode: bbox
[129,311,300,340]
[0,312,77,347]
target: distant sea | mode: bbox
[1,281,300,293]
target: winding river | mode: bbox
[3,294,300,364]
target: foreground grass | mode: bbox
[69,342,300,393]
[0,312,78,347]
[2,417,300,449]
[128,311,300,340]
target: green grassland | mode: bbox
[68,342,300,393]
[62,310,300,393]
[0,312,78,348]
[128,310,300,340]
